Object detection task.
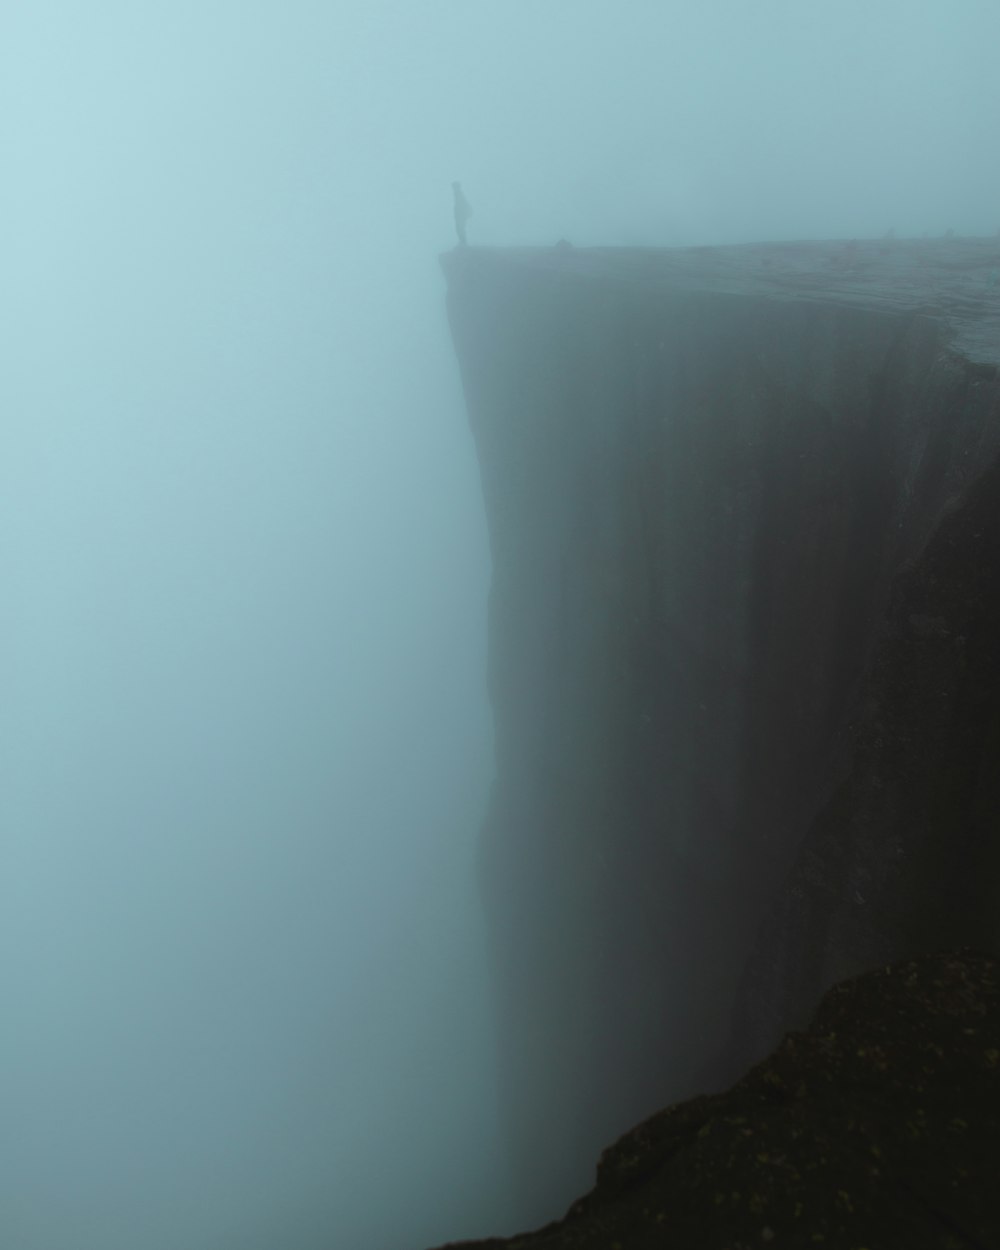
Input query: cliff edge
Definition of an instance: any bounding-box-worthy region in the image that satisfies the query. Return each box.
[440,238,1000,1226]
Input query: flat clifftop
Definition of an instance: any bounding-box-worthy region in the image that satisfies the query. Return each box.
[442,236,1000,366]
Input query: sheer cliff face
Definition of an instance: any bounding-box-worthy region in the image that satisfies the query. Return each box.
[443,242,1000,1218]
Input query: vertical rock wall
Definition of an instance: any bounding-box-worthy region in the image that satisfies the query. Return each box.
[443,245,1000,1222]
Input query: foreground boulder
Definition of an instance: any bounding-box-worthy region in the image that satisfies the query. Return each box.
[430,949,999,1249]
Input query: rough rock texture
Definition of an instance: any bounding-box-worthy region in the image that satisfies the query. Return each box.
[441,238,1000,1223]
[431,949,1000,1250]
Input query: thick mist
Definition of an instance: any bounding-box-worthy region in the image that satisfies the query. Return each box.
[3,4,998,1249]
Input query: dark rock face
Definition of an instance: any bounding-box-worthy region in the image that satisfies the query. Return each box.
[727,436,1000,1080]
[431,950,1000,1250]
[441,239,1000,1224]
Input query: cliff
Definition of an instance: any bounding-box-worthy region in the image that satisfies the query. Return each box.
[440,238,1000,1229]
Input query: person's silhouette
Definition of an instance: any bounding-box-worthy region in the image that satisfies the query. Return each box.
[452,182,472,246]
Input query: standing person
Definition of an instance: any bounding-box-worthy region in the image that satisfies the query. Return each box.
[452,181,472,246]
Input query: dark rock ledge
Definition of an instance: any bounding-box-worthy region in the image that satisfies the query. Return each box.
[430,949,999,1250]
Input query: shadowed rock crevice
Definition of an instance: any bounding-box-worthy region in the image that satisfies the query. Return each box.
[730,418,1000,1073]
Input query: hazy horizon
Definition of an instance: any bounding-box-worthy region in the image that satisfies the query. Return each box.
[4,2,999,1248]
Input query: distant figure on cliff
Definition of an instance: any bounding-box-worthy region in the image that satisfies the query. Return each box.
[452,181,472,246]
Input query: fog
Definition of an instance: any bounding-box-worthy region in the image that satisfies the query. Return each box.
[3,3,998,1248]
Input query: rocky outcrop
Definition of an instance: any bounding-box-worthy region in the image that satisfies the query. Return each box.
[441,239,1000,1225]
[431,949,1000,1250]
